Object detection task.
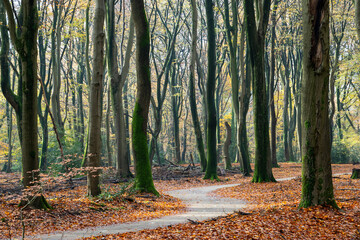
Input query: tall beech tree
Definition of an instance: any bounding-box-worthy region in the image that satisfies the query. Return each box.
[106,0,134,178]
[189,0,207,171]
[131,0,158,195]
[203,0,218,180]
[3,0,50,209]
[243,0,275,182]
[299,0,336,208]
[87,0,106,197]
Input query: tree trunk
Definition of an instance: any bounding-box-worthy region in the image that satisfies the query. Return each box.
[356,0,360,40]
[87,0,106,197]
[243,0,275,182]
[299,0,336,208]
[269,0,279,167]
[51,0,65,142]
[131,0,158,195]
[171,60,181,164]
[224,0,238,168]
[189,0,207,172]
[203,0,218,180]
[224,122,232,170]
[351,169,360,179]
[106,0,133,178]
[4,0,50,209]
[281,64,290,162]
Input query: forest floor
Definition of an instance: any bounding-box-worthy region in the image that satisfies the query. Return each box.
[0,163,359,239]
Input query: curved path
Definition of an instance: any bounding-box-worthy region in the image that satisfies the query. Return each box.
[34,184,246,240]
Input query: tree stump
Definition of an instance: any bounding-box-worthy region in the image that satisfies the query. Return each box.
[351,168,360,179]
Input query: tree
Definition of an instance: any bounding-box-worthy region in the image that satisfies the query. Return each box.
[299,0,336,208]
[356,0,360,40]
[243,0,275,182]
[3,0,50,209]
[203,0,218,180]
[106,0,134,178]
[269,0,279,167]
[130,0,158,195]
[87,0,106,197]
[189,0,207,171]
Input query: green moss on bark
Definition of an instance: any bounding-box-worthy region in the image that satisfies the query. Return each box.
[132,103,159,196]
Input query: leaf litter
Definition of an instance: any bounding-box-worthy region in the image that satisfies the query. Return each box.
[0,163,359,239]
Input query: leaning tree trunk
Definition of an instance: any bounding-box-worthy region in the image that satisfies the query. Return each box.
[203,0,218,180]
[189,0,207,172]
[130,0,158,195]
[87,0,106,197]
[299,0,336,208]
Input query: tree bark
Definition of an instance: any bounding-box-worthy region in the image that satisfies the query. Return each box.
[189,0,207,171]
[224,122,232,170]
[204,0,218,180]
[3,0,50,209]
[106,0,134,178]
[243,0,275,182]
[87,0,106,197]
[269,0,279,167]
[131,0,158,195]
[299,0,336,208]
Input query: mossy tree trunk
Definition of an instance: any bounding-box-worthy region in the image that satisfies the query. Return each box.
[130,0,158,195]
[203,0,218,180]
[87,0,106,197]
[189,0,207,172]
[299,0,336,208]
[243,0,275,182]
[3,0,50,209]
[351,169,360,179]
[106,0,134,178]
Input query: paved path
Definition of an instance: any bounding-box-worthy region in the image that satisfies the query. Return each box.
[34,184,246,240]
[31,173,350,240]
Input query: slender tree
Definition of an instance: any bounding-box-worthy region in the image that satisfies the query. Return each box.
[299,0,336,208]
[131,0,158,195]
[243,0,275,182]
[189,0,207,171]
[106,0,134,178]
[87,0,106,197]
[204,0,218,180]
